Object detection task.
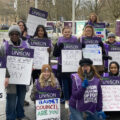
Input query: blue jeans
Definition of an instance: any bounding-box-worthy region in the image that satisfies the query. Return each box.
[6,85,26,120]
[69,106,84,120]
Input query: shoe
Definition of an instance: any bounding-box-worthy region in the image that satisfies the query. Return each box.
[24,100,29,106]
[21,116,30,120]
[65,101,69,109]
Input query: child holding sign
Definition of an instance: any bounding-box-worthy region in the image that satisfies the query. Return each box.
[69,58,106,120]
[30,64,60,101]
[53,26,78,108]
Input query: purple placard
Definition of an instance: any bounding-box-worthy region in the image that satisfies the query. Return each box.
[63,42,81,50]
[29,7,48,19]
[82,36,101,44]
[36,91,60,100]
[7,46,34,58]
[93,23,105,28]
[0,57,6,68]
[102,76,120,85]
[108,44,120,51]
[28,38,50,47]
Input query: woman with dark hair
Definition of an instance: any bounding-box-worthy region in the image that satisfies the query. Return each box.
[17,21,30,41]
[33,25,48,38]
[109,61,119,76]
[32,25,52,84]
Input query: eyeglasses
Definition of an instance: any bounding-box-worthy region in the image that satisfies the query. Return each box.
[10,32,19,36]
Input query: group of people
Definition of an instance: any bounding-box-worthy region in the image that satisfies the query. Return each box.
[1,12,120,120]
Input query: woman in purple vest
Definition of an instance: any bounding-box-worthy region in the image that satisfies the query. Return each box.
[69,58,106,120]
[30,64,60,101]
[53,26,78,108]
[104,33,120,72]
[31,25,52,84]
[0,25,29,120]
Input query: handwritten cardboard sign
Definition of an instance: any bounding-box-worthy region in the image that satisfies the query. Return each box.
[26,7,48,36]
[0,57,6,101]
[7,47,34,85]
[36,98,60,120]
[101,77,120,111]
[28,38,50,69]
[62,43,82,72]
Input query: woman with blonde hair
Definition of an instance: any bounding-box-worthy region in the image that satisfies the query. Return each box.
[30,64,60,101]
[69,58,106,120]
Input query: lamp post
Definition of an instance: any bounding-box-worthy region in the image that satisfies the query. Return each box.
[72,0,75,34]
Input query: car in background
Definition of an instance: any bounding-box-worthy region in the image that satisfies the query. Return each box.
[0,24,9,30]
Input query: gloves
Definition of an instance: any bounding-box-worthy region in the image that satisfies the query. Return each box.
[82,79,88,88]
[97,111,106,119]
[103,55,112,60]
[98,41,104,48]
[47,47,51,54]
[59,43,64,50]
[82,42,86,48]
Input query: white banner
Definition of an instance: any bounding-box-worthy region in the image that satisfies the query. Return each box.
[62,50,82,72]
[83,45,102,65]
[0,69,6,101]
[36,98,60,120]
[31,46,49,69]
[7,56,33,85]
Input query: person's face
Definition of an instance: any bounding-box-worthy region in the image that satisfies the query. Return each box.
[9,32,20,43]
[62,28,71,39]
[18,22,25,32]
[85,27,93,37]
[38,28,44,38]
[110,63,118,75]
[108,37,115,44]
[82,65,91,73]
[43,70,51,80]
[90,15,96,22]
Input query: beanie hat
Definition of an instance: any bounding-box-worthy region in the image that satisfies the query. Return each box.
[8,25,21,36]
[79,58,93,66]
[107,33,115,38]
[41,64,52,73]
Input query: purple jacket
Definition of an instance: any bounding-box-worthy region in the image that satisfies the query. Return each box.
[104,41,120,68]
[69,73,103,113]
[57,36,78,64]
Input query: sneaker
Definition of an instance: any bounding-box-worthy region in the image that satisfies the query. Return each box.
[65,101,69,109]
[17,116,30,120]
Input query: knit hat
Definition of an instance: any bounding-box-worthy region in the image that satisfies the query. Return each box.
[8,25,21,36]
[79,58,93,66]
[107,33,115,38]
[41,64,52,73]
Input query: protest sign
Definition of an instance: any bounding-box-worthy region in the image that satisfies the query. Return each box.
[26,7,48,36]
[101,76,120,111]
[108,45,120,69]
[28,38,50,69]
[93,23,106,41]
[0,57,6,101]
[62,43,82,72]
[36,98,60,120]
[82,37,103,65]
[7,47,34,85]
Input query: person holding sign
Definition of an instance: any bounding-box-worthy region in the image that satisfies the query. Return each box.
[69,58,106,120]
[30,64,60,101]
[104,33,120,72]
[82,25,111,75]
[0,25,30,120]
[31,25,52,84]
[53,26,78,108]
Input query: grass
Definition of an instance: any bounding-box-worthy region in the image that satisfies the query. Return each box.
[0,30,8,32]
